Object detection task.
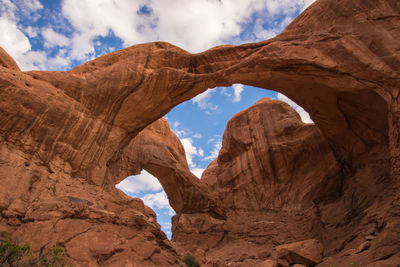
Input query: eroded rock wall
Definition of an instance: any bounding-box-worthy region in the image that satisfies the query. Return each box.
[0,0,399,266]
[0,114,188,266]
[202,98,341,211]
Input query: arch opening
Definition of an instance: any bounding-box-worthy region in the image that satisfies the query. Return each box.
[115,84,319,239]
[165,85,313,180]
[116,170,175,239]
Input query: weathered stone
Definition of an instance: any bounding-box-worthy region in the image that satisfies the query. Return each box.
[202,98,341,211]
[276,239,323,266]
[261,259,277,267]
[0,0,400,266]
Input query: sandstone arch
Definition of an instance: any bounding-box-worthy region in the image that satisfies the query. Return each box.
[117,118,225,218]
[1,0,399,265]
[20,0,396,185]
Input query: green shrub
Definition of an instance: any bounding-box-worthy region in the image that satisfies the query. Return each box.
[184,253,200,267]
[0,231,72,266]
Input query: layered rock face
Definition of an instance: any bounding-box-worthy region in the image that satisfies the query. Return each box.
[172,97,394,266]
[202,98,341,211]
[0,115,187,266]
[0,0,400,266]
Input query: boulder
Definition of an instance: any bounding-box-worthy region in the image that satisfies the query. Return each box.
[276,239,323,266]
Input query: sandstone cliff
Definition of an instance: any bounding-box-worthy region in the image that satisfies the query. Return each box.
[202,98,341,211]
[0,0,399,266]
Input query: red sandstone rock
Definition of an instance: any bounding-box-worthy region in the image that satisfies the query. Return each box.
[202,98,341,211]
[121,119,224,217]
[0,47,20,71]
[0,0,399,266]
[260,259,277,267]
[276,239,323,266]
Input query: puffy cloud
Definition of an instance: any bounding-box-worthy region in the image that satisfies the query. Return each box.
[115,170,175,216]
[59,0,316,61]
[232,84,244,102]
[147,0,249,52]
[142,191,175,216]
[0,17,31,59]
[61,0,147,61]
[42,27,70,48]
[1,0,316,70]
[276,93,313,123]
[0,0,17,22]
[13,0,43,13]
[191,167,205,179]
[115,170,162,194]
[167,119,205,178]
[192,88,218,111]
[253,18,279,40]
[0,0,70,71]
[25,26,39,38]
[204,139,222,161]
[180,138,203,169]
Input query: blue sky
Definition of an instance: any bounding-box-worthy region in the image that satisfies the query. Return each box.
[0,0,314,238]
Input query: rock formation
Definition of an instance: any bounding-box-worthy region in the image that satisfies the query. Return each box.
[0,115,187,265]
[0,0,399,266]
[202,98,341,211]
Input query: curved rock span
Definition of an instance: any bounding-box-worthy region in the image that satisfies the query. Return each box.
[0,0,399,266]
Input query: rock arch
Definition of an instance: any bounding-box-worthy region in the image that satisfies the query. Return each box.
[0,0,399,265]
[117,118,225,218]
[22,0,396,186]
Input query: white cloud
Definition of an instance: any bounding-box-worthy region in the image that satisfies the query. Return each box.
[115,170,175,216]
[198,148,204,157]
[58,0,315,61]
[180,138,203,169]
[1,0,316,70]
[0,0,71,71]
[253,18,279,40]
[173,121,180,128]
[42,28,70,48]
[232,84,244,102]
[0,17,31,60]
[0,0,17,20]
[61,0,148,61]
[13,0,43,13]
[147,0,248,52]
[116,170,162,194]
[142,191,175,216]
[191,88,218,111]
[193,133,202,139]
[191,167,205,179]
[167,118,205,178]
[204,139,222,161]
[220,87,232,97]
[276,93,313,123]
[25,26,39,38]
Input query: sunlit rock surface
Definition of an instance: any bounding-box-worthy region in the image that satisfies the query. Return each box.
[1,0,399,265]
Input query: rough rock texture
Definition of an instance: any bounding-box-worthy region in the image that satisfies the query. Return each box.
[120,119,224,217]
[202,98,341,211]
[0,0,400,266]
[0,117,186,266]
[276,239,323,266]
[171,98,340,265]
